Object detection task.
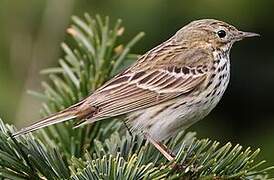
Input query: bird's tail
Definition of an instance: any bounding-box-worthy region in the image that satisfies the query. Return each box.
[12,101,94,137]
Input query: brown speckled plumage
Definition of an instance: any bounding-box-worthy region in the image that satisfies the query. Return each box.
[13,19,259,161]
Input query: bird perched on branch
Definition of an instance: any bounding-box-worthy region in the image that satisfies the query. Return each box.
[13,19,259,161]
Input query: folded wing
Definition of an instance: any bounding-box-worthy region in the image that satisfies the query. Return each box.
[83,66,207,120]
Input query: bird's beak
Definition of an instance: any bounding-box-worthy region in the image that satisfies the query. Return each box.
[234,31,260,41]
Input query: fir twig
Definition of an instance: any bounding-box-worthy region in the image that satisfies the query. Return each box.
[0,14,273,179]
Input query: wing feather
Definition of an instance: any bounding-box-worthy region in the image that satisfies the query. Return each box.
[81,42,212,121]
[86,68,207,119]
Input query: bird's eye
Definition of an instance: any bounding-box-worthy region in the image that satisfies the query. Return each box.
[217,30,226,38]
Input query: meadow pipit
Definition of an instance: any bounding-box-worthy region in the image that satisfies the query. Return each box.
[13,19,259,161]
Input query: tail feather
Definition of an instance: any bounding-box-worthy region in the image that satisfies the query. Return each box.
[12,109,77,137]
[12,99,98,137]
[73,117,99,129]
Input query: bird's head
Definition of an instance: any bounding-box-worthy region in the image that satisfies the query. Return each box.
[175,19,259,51]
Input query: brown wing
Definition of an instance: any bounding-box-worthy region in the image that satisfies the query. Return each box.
[81,41,212,121]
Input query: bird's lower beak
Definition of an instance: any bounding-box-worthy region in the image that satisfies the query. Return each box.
[235,31,260,41]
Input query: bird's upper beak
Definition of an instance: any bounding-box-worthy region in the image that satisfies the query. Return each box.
[234,31,260,41]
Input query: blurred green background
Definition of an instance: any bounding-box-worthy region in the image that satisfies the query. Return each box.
[0,0,273,170]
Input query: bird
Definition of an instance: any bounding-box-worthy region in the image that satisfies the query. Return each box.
[12,19,259,161]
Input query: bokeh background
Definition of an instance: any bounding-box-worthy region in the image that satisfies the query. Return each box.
[0,0,273,172]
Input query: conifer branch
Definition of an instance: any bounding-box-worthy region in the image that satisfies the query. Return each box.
[0,14,273,179]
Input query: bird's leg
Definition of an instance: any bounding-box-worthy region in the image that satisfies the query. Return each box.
[123,121,133,136]
[144,132,175,161]
[159,143,176,157]
[144,133,188,171]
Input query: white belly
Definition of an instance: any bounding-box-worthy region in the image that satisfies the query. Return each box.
[128,56,230,141]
